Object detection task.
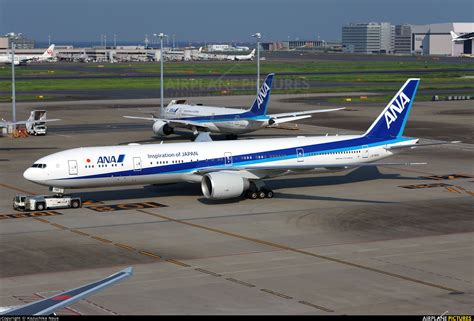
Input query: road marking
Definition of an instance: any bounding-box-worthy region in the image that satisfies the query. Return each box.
[260,289,293,300]
[91,236,113,243]
[137,209,463,294]
[139,251,161,259]
[166,259,191,267]
[114,243,135,251]
[445,187,461,193]
[225,278,255,288]
[70,229,90,236]
[50,222,67,229]
[86,201,166,212]
[299,300,334,312]
[1,211,62,220]
[194,268,222,277]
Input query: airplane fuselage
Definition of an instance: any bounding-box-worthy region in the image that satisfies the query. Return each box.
[23,134,417,189]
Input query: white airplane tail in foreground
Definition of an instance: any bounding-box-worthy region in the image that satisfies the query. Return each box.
[24,78,459,201]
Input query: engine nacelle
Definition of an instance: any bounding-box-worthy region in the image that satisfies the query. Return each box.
[152,120,174,136]
[201,172,249,200]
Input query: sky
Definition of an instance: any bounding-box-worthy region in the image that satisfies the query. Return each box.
[0,0,473,44]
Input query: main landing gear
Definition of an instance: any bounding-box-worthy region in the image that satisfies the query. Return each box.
[244,181,274,200]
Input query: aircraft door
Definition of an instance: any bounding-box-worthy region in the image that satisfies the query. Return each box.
[362,145,369,158]
[133,157,142,171]
[224,152,232,166]
[68,160,78,175]
[296,148,304,162]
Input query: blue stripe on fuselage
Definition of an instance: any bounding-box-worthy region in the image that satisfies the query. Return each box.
[56,136,412,181]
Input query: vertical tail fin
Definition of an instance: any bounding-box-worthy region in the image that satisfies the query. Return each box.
[364,78,420,139]
[450,31,459,40]
[248,73,274,116]
[42,44,55,58]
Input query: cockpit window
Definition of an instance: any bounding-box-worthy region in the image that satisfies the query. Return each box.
[32,163,47,168]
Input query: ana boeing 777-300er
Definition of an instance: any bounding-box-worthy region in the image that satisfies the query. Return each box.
[124,73,344,138]
[0,44,56,65]
[0,267,132,315]
[23,78,458,201]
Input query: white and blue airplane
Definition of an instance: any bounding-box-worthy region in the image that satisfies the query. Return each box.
[0,267,132,315]
[24,79,453,201]
[124,73,344,138]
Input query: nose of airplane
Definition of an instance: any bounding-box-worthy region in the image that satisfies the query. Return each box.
[23,168,35,181]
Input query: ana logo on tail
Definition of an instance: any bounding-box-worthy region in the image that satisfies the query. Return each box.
[256,82,270,109]
[384,92,410,129]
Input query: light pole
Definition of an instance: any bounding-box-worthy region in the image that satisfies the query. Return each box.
[104,35,107,62]
[158,33,167,117]
[11,42,16,126]
[48,35,51,46]
[252,33,261,95]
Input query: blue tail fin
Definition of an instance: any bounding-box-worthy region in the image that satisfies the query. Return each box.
[249,73,274,116]
[364,78,420,139]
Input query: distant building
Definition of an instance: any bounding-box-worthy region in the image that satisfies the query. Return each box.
[261,40,341,51]
[342,22,394,54]
[394,24,412,54]
[411,22,473,56]
[1,33,35,49]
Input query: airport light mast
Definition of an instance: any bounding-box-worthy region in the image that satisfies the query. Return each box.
[158,33,167,117]
[252,32,262,95]
[11,42,16,126]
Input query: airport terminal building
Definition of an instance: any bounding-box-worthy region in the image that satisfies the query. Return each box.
[342,22,473,56]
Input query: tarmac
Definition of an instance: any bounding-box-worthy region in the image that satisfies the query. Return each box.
[0,94,473,315]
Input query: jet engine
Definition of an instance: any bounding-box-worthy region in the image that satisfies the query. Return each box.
[201,172,249,200]
[152,120,174,136]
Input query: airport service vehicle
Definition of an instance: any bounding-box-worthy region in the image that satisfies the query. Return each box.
[13,194,81,211]
[27,123,47,136]
[1,109,59,134]
[23,79,458,201]
[0,267,132,315]
[0,44,55,65]
[124,73,344,138]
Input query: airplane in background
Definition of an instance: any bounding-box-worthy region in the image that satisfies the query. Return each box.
[227,49,256,61]
[124,73,344,138]
[23,78,459,201]
[0,267,132,315]
[450,31,474,41]
[0,44,56,66]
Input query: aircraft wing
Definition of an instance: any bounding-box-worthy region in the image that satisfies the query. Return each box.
[385,141,461,150]
[124,116,212,131]
[268,107,345,119]
[263,107,345,125]
[195,162,426,179]
[2,267,133,316]
[123,115,156,121]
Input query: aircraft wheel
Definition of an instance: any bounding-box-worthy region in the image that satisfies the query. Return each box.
[265,190,274,198]
[247,191,258,199]
[258,191,266,199]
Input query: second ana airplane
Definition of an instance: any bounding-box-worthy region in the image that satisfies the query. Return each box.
[124,73,344,138]
[24,78,455,201]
